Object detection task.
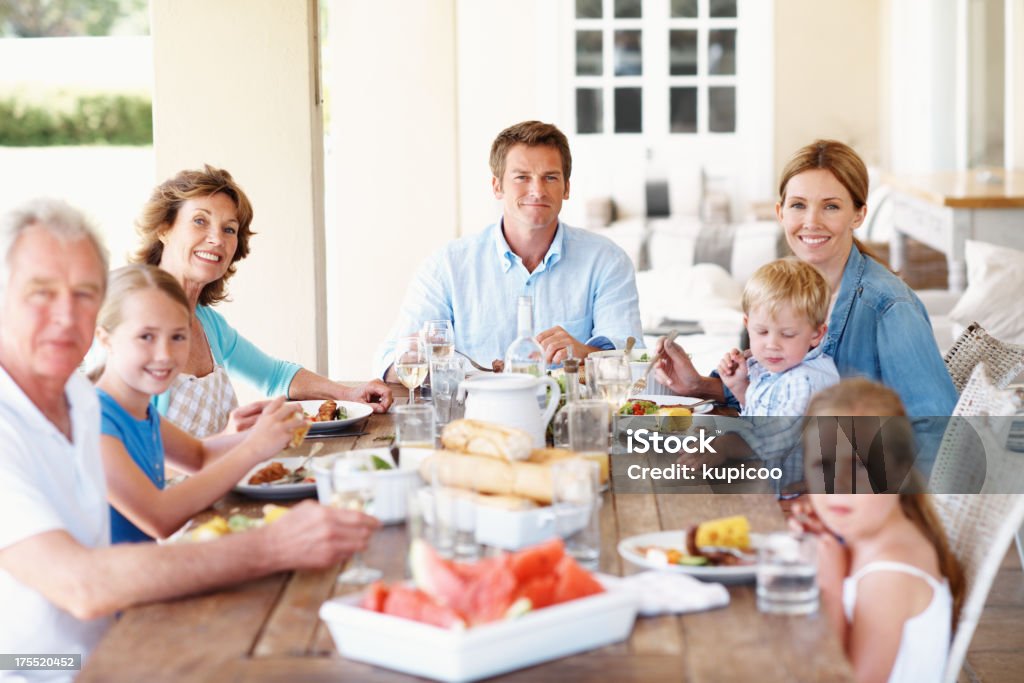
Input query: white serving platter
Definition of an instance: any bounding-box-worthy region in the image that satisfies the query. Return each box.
[319,575,637,683]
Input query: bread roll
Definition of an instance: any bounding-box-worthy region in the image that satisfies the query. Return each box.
[440,419,533,462]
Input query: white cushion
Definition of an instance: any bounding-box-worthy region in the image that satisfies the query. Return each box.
[949,241,1024,344]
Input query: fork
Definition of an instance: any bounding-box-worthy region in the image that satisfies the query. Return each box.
[286,442,324,483]
[629,329,679,396]
[454,349,494,372]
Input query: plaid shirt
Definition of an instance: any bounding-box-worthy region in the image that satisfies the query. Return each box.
[734,346,840,490]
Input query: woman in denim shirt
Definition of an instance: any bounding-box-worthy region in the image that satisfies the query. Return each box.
[655,140,957,421]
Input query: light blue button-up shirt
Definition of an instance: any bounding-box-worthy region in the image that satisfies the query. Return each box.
[373,220,644,377]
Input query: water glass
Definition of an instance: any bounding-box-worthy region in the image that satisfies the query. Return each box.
[756,532,818,615]
[393,404,435,470]
[552,458,601,567]
[426,457,458,558]
[330,453,382,584]
[569,399,611,488]
[430,356,465,434]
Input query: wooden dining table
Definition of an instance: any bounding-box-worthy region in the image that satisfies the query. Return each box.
[78,406,854,683]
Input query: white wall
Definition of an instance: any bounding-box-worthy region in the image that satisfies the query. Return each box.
[151,0,324,400]
[455,0,558,233]
[885,0,958,171]
[326,0,458,379]
[774,0,884,174]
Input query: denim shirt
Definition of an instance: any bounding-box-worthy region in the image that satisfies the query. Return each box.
[823,245,957,417]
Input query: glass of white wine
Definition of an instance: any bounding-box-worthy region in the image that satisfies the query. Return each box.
[394,335,428,404]
[592,353,631,410]
[331,452,382,584]
[421,319,454,361]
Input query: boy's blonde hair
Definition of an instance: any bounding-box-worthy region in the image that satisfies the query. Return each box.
[742,257,830,327]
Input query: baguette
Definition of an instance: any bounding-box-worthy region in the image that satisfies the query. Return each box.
[474,493,538,511]
[421,451,563,504]
[440,419,533,462]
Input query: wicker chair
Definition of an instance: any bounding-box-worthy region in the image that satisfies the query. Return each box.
[933,494,1024,683]
[943,322,1024,393]
[929,364,1023,494]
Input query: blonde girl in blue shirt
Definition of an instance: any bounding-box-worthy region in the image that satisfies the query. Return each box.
[94,265,306,542]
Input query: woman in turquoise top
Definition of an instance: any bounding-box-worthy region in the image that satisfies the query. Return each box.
[132,166,392,437]
[655,141,957,472]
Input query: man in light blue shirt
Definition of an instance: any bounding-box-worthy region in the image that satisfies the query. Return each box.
[374,121,643,378]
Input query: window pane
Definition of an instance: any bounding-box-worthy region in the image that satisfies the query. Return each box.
[615,0,642,18]
[614,87,642,133]
[576,0,602,19]
[577,88,604,134]
[709,86,736,132]
[670,0,698,18]
[670,87,698,133]
[669,30,698,75]
[614,30,642,76]
[576,31,603,76]
[710,0,738,18]
[708,29,737,75]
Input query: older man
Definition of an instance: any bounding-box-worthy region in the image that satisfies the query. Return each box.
[374,120,643,377]
[0,199,377,678]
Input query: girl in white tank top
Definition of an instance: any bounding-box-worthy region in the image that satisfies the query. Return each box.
[804,494,958,683]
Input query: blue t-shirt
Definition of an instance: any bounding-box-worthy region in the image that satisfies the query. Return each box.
[97,389,165,543]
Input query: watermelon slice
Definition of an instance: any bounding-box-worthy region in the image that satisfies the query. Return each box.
[360,581,389,612]
[517,574,558,610]
[382,585,465,629]
[552,555,605,604]
[509,538,565,583]
[409,539,469,609]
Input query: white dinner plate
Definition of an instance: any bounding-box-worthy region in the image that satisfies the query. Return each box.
[292,400,373,434]
[235,456,318,500]
[625,394,714,414]
[617,530,758,584]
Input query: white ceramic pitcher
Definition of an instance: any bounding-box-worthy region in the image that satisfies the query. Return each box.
[457,373,561,449]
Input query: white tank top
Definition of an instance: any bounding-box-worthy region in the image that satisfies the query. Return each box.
[843,560,952,683]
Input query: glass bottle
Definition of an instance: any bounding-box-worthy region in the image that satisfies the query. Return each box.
[504,295,544,376]
[551,358,580,448]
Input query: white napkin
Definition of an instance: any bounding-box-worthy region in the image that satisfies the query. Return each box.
[615,571,730,616]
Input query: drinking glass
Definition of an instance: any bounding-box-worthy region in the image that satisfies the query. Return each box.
[430,356,465,434]
[552,458,601,567]
[568,399,611,489]
[592,353,631,410]
[394,335,428,404]
[421,319,455,361]
[331,452,382,584]
[756,532,818,615]
[393,403,435,470]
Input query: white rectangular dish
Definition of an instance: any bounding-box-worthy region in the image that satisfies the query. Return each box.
[318,576,637,683]
[473,504,557,550]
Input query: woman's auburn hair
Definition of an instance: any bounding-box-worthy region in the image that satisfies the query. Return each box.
[131,164,255,307]
[778,139,887,266]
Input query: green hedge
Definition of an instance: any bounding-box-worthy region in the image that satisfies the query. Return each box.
[0,92,152,146]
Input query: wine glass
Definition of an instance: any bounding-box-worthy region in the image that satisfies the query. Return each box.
[592,353,631,411]
[394,335,428,404]
[421,319,455,361]
[331,452,382,584]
